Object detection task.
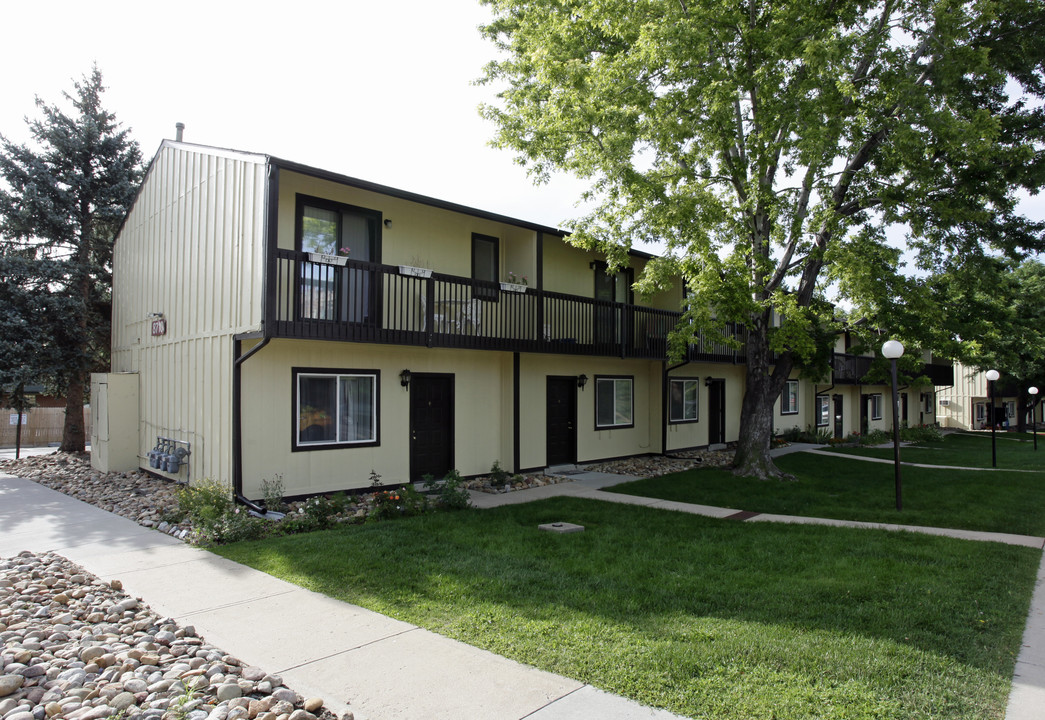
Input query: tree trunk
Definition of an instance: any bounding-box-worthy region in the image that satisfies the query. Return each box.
[60,375,86,453]
[732,326,795,480]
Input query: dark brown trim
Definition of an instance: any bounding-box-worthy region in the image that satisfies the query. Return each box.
[233,337,271,497]
[471,232,500,301]
[513,352,521,472]
[295,193,383,260]
[291,367,381,452]
[262,163,280,337]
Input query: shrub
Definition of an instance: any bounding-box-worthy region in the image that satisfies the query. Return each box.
[260,475,286,513]
[489,460,511,487]
[426,469,471,511]
[175,479,233,527]
[196,506,270,544]
[901,423,944,443]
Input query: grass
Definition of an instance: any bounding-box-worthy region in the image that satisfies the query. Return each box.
[824,431,1045,471]
[607,443,1045,536]
[215,498,1040,719]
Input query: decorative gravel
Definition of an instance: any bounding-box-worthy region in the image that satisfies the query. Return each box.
[0,551,351,720]
[584,449,735,477]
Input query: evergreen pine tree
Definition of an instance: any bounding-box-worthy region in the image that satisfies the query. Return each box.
[0,66,142,452]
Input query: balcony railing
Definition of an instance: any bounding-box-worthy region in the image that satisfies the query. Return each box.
[268,250,745,362]
[832,353,956,386]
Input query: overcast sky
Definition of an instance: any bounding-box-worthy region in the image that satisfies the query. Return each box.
[1,0,1041,259]
[1,0,591,232]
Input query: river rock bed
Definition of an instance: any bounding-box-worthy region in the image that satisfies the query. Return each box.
[584,449,736,477]
[0,551,351,720]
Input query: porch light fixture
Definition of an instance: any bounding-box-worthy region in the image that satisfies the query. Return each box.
[881,339,904,511]
[705,376,713,387]
[986,369,1000,467]
[399,369,411,389]
[384,219,392,228]
[577,374,588,390]
[1029,386,1039,451]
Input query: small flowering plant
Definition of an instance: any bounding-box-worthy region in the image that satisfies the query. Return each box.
[339,246,351,257]
[506,271,528,286]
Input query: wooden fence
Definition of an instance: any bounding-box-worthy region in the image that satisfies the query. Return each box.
[0,407,92,448]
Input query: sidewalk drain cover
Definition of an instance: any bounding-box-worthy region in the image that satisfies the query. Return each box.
[539,522,585,534]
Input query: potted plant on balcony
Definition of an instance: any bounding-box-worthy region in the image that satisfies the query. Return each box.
[500,271,528,292]
[308,246,350,266]
[399,255,433,278]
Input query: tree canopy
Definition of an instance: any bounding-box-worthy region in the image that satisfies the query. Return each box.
[0,66,142,452]
[479,0,1045,477]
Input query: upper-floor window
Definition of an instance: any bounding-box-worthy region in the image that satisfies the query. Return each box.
[297,195,381,261]
[293,368,379,450]
[669,378,699,423]
[472,233,499,301]
[782,380,799,415]
[596,376,634,429]
[816,395,830,426]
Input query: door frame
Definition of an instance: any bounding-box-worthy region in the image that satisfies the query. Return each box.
[409,372,455,481]
[546,375,578,466]
[707,378,726,445]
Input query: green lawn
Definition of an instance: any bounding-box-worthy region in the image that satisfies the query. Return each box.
[823,431,1045,471]
[606,449,1045,536]
[215,498,1039,719]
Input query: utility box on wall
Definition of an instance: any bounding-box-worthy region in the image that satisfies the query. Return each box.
[90,373,140,473]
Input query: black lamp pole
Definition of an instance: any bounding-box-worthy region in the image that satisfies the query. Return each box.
[882,340,904,511]
[987,370,999,468]
[1029,387,1039,451]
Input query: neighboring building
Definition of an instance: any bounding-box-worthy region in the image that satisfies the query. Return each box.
[937,362,1031,430]
[94,139,954,501]
[772,331,950,440]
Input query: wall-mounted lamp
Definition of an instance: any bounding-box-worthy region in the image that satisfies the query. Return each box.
[384,219,392,228]
[400,369,411,389]
[705,376,713,387]
[577,374,588,390]
[147,312,164,318]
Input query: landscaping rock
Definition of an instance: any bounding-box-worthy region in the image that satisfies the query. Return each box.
[0,551,348,720]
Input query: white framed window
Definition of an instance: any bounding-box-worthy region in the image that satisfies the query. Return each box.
[669,378,699,423]
[1006,401,1016,419]
[782,380,799,415]
[975,403,987,422]
[870,393,883,421]
[294,368,379,450]
[596,376,633,429]
[816,395,830,427]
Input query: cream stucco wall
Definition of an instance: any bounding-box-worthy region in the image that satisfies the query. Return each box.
[239,339,516,498]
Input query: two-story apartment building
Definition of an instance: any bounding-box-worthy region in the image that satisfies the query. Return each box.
[93,140,952,501]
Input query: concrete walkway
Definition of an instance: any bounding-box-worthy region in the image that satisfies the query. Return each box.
[3,444,1044,719]
[0,471,683,720]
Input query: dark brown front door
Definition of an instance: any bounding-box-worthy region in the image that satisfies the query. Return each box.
[410,374,454,481]
[708,379,726,445]
[833,395,844,439]
[547,377,577,466]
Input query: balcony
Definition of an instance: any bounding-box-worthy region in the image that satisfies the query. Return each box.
[267,250,745,362]
[832,353,956,386]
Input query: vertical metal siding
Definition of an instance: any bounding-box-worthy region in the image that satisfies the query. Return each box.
[111,143,267,484]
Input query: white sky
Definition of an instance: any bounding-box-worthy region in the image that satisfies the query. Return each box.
[1,0,1041,260]
[0,0,591,232]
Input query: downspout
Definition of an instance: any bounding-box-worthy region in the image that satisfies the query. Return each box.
[232,337,270,510]
[231,160,280,511]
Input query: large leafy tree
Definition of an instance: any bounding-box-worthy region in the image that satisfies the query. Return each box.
[479,0,1045,478]
[0,67,142,452]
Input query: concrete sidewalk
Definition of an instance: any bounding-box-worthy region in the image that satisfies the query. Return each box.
[0,471,683,720]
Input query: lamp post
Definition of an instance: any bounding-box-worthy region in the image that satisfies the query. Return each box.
[986,369,1000,468]
[1029,386,1039,451]
[882,339,904,511]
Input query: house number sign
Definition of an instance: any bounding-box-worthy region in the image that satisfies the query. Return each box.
[151,319,167,336]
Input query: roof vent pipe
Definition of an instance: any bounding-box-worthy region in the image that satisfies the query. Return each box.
[175,122,185,142]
